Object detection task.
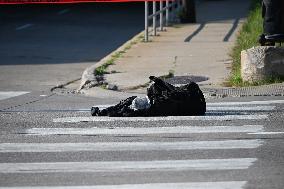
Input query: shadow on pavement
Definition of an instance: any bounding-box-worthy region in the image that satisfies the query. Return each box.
[0,3,144,65]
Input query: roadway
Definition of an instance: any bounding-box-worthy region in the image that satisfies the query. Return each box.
[0,3,144,91]
[0,93,283,188]
[0,2,284,189]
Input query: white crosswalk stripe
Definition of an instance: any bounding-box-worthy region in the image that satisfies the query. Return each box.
[206,105,275,111]
[0,140,263,152]
[248,131,284,135]
[207,99,284,106]
[0,91,29,101]
[75,105,275,112]
[24,125,263,135]
[53,114,268,123]
[0,181,247,189]
[0,158,257,173]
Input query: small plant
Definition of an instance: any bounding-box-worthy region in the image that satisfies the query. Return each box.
[245,76,284,86]
[228,0,271,86]
[94,58,116,75]
[94,34,144,76]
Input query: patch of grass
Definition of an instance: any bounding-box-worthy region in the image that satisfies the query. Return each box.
[229,0,263,86]
[229,0,284,86]
[94,34,143,76]
[242,76,284,86]
[94,60,114,75]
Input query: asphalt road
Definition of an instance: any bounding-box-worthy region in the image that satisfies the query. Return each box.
[0,3,144,91]
[0,2,284,189]
[0,92,284,189]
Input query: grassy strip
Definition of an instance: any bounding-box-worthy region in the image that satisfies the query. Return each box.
[228,0,263,86]
[94,51,123,76]
[94,35,144,76]
[229,0,284,86]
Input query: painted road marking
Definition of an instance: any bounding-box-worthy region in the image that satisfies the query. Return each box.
[0,91,29,101]
[207,99,284,106]
[84,105,276,113]
[0,158,257,173]
[207,105,275,111]
[53,114,268,123]
[17,105,274,113]
[0,140,262,153]
[248,131,284,135]
[0,181,247,189]
[16,24,33,31]
[1,105,275,113]
[57,9,70,15]
[25,125,264,135]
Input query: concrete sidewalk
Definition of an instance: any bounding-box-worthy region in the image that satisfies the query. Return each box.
[103,0,250,89]
[78,0,251,96]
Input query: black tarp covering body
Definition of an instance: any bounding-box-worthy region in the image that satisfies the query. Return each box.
[91,76,206,117]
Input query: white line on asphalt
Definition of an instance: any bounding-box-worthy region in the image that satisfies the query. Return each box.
[0,158,257,173]
[0,181,247,189]
[11,105,275,112]
[207,99,284,106]
[0,91,29,101]
[3,105,275,113]
[0,140,263,152]
[206,105,275,111]
[16,24,33,31]
[248,132,284,135]
[81,105,275,113]
[57,9,70,15]
[53,115,268,123]
[25,125,264,135]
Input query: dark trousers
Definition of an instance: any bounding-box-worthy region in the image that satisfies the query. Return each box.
[262,0,284,34]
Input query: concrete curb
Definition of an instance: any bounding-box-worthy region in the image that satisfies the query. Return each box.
[78,31,144,91]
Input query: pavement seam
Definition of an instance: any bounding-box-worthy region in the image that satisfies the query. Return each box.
[50,78,81,92]
[0,93,56,112]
